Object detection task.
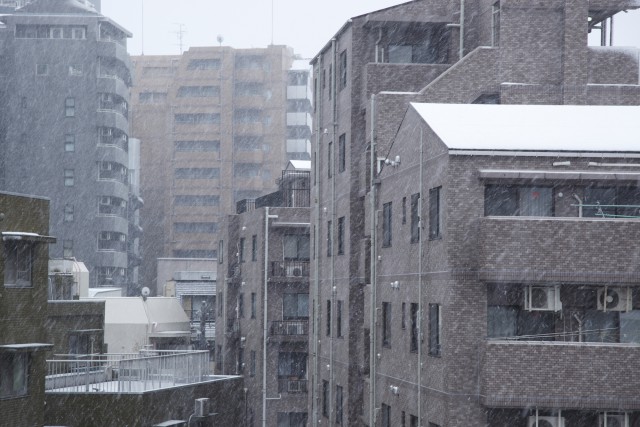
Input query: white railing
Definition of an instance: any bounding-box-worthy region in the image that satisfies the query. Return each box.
[46,350,210,394]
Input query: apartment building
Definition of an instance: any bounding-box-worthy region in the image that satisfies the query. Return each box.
[0,191,55,426]
[131,45,312,293]
[0,0,100,12]
[0,1,138,292]
[217,162,311,426]
[309,0,640,425]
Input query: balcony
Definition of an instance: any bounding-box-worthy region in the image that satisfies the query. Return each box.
[480,340,640,410]
[271,320,309,337]
[46,350,211,394]
[270,261,310,279]
[277,378,308,394]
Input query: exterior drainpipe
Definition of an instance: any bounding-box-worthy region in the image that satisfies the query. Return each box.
[262,207,278,427]
[418,128,425,427]
[446,0,465,60]
[368,94,378,427]
[329,36,338,427]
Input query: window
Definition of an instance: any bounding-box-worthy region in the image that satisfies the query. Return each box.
[381,404,391,427]
[174,195,219,206]
[64,169,74,186]
[177,85,219,98]
[218,240,224,264]
[337,217,345,255]
[234,163,262,178]
[336,300,343,337]
[252,235,257,261]
[250,350,256,377]
[338,133,346,173]
[383,202,392,247]
[429,303,441,357]
[583,185,640,218]
[235,55,266,70]
[97,232,126,252]
[174,113,220,124]
[234,108,263,123]
[484,184,553,217]
[65,97,75,117]
[63,239,73,258]
[64,204,74,222]
[234,136,265,152]
[64,134,75,152]
[187,58,220,70]
[322,380,329,417]
[336,385,343,425]
[382,302,391,348]
[36,63,48,76]
[492,1,501,47]
[328,65,332,99]
[339,50,347,90]
[402,411,406,427]
[284,234,310,260]
[402,197,407,224]
[68,64,83,76]
[139,91,167,104]
[251,293,256,319]
[283,293,309,319]
[173,249,216,258]
[235,82,264,97]
[327,220,332,257]
[411,415,419,427]
[411,303,419,352]
[174,140,220,152]
[173,222,217,233]
[175,168,219,179]
[326,300,331,336]
[277,352,307,379]
[4,241,33,287]
[401,302,406,330]
[237,347,244,374]
[237,293,244,318]
[239,237,245,262]
[410,193,421,243]
[429,187,441,239]
[0,352,28,398]
[328,141,333,178]
[277,412,307,427]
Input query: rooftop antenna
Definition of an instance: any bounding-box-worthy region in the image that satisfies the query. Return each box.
[217,34,224,47]
[173,23,187,54]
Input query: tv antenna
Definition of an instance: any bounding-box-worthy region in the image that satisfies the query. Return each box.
[173,23,187,54]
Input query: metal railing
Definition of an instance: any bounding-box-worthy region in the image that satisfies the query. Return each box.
[46,350,210,394]
[277,378,308,393]
[271,320,309,336]
[270,260,310,278]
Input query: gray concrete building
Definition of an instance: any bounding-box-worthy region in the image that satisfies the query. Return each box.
[309,0,640,426]
[217,161,311,426]
[0,0,136,291]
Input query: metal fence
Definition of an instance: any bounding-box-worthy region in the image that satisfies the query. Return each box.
[46,350,210,393]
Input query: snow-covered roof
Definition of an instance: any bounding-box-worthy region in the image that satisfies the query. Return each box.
[411,103,640,153]
[287,160,311,171]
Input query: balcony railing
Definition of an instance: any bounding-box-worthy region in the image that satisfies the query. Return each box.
[277,378,308,394]
[271,320,309,336]
[46,350,210,394]
[270,260,310,278]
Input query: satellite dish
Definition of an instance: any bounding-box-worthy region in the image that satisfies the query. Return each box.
[141,287,150,300]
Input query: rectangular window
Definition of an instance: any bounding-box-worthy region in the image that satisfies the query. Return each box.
[339,50,347,90]
[64,134,75,152]
[250,350,256,377]
[383,202,392,247]
[328,141,333,178]
[429,303,441,357]
[277,413,308,427]
[237,347,244,374]
[322,380,329,417]
[336,385,343,425]
[382,302,391,348]
[327,220,332,257]
[277,352,307,379]
[252,235,257,261]
[187,58,221,70]
[326,300,331,336]
[336,300,343,338]
[429,187,441,239]
[173,222,217,233]
[36,63,48,76]
[251,293,256,319]
[64,169,74,186]
[174,113,220,124]
[401,302,406,330]
[63,239,73,258]
[177,85,219,98]
[174,195,220,206]
[410,303,419,352]
[492,1,501,47]
[4,241,33,287]
[402,411,406,427]
[484,184,553,217]
[0,352,28,398]
[174,140,220,152]
[65,97,75,117]
[283,293,309,320]
[337,217,345,255]
[239,237,245,262]
[238,293,244,318]
[381,403,391,427]
[411,193,420,243]
[139,91,168,104]
[175,168,219,179]
[411,415,419,427]
[68,64,83,76]
[402,197,407,225]
[218,240,224,264]
[338,133,346,173]
[284,234,310,260]
[64,204,74,222]
[328,64,332,99]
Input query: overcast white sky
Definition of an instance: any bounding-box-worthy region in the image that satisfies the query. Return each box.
[101,0,640,59]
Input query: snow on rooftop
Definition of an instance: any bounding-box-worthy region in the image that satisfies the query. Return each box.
[288,160,311,170]
[410,103,640,153]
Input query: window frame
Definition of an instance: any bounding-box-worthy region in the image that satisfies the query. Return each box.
[383,202,392,247]
[337,216,345,255]
[429,303,441,357]
[382,301,392,348]
[65,97,75,117]
[0,352,29,398]
[3,240,34,288]
[411,193,420,243]
[338,133,346,173]
[429,187,441,240]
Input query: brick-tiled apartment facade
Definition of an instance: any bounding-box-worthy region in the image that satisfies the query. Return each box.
[309,0,640,426]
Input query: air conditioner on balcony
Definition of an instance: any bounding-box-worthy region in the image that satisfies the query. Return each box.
[288,380,301,392]
[527,416,565,427]
[599,413,628,427]
[524,285,561,311]
[194,397,210,418]
[597,287,631,312]
[286,265,303,277]
[287,323,303,335]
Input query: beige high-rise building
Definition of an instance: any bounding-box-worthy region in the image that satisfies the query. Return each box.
[131,45,312,292]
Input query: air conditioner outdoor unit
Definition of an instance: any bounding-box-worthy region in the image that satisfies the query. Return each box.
[286,265,303,277]
[525,285,561,311]
[597,287,631,312]
[288,380,301,392]
[287,323,303,335]
[599,413,628,427]
[527,416,565,427]
[194,397,210,418]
